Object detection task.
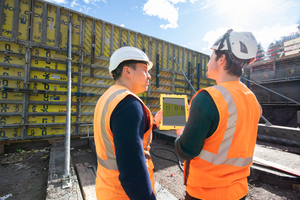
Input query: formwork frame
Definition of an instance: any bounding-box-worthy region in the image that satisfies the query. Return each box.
[0,0,213,141]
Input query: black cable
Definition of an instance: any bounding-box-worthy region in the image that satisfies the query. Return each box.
[150,147,183,172]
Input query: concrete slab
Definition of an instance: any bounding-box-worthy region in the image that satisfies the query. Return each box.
[46,140,83,200]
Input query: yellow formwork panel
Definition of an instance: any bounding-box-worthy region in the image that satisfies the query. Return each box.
[0,128,21,139]
[84,18,93,54]
[81,106,95,113]
[81,115,94,123]
[83,57,91,65]
[169,44,173,70]
[176,74,185,80]
[144,36,149,57]
[200,84,209,89]
[82,87,106,95]
[18,0,30,41]
[72,13,81,51]
[137,92,147,98]
[0,103,23,112]
[0,55,25,65]
[200,78,208,84]
[28,116,76,124]
[0,41,26,53]
[150,92,161,98]
[130,32,135,47]
[0,66,24,77]
[177,48,183,72]
[32,48,67,60]
[121,29,127,47]
[157,41,162,66]
[175,88,185,93]
[29,81,77,92]
[104,24,111,58]
[32,1,43,43]
[46,5,57,46]
[0,91,23,101]
[2,0,15,38]
[30,70,78,83]
[82,76,113,86]
[93,68,110,77]
[27,126,76,137]
[152,77,172,85]
[113,26,120,52]
[81,96,99,103]
[28,104,76,113]
[59,9,69,49]
[31,59,79,72]
[160,71,172,78]
[150,85,171,92]
[80,126,94,133]
[163,43,167,69]
[0,79,23,89]
[150,107,160,113]
[175,81,187,87]
[137,34,142,50]
[94,58,109,68]
[95,21,102,56]
[182,49,187,73]
[29,93,77,102]
[150,39,156,63]
[0,116,22,125]
[174,46,178,69]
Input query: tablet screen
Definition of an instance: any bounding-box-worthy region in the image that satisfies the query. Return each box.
[160,94,188,130]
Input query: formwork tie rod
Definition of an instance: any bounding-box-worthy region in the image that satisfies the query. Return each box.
[173,57,196,93]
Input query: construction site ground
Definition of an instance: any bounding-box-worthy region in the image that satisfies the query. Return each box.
[0,137,300,200]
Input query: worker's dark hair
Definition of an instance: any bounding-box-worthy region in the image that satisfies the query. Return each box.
[111,60,148,80]
[214,50,252,77]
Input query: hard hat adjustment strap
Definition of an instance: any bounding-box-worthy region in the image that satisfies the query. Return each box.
[218,29,233,51]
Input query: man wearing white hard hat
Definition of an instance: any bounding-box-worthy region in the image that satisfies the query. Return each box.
[94,46,161,200]
[175,30,262,200]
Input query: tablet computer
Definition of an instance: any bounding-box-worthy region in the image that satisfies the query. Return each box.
[159,94,188,130]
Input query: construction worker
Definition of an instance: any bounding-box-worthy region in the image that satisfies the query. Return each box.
[175,29,262,200]
[94,46,161,200]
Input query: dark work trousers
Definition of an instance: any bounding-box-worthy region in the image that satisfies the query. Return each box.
[185,191,246,200]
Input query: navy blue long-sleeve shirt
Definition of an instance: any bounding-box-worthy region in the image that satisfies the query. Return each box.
[175,90,219,160]
[110,95,156,200]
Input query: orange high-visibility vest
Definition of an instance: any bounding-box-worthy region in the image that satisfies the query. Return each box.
[185,81,261,200]
[94,85,155,200]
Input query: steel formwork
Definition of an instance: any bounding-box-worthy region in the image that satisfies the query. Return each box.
[0,0,214,141]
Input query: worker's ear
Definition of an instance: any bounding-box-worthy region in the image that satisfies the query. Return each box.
[219,54,226,66]
[123,66,131,78]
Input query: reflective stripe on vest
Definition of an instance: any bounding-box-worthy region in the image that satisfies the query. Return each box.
[97,89,128,170]
[96,88,153,170]
[197,85,253,167]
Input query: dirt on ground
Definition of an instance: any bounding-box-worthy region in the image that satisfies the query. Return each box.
[0,138,299,200]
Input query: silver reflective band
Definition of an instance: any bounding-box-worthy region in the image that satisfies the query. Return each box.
[97,154,118,170]
[97,89,128,169]
[198,85,253,167]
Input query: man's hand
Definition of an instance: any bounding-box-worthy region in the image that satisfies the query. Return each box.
[176,127,184,137]
[154,110,163,127]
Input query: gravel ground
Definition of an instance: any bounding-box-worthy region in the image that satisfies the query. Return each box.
[0,138,299,200]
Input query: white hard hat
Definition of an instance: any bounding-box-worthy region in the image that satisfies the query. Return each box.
[211,29,258,59]
[109,46,153,77]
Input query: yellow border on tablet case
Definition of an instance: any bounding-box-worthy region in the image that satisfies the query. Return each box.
[159,94,188,130]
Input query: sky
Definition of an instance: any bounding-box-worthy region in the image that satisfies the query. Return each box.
[45,0,300,56]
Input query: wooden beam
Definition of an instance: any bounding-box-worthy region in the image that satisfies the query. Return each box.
[76,163,96,200]
[253,157,300,177]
